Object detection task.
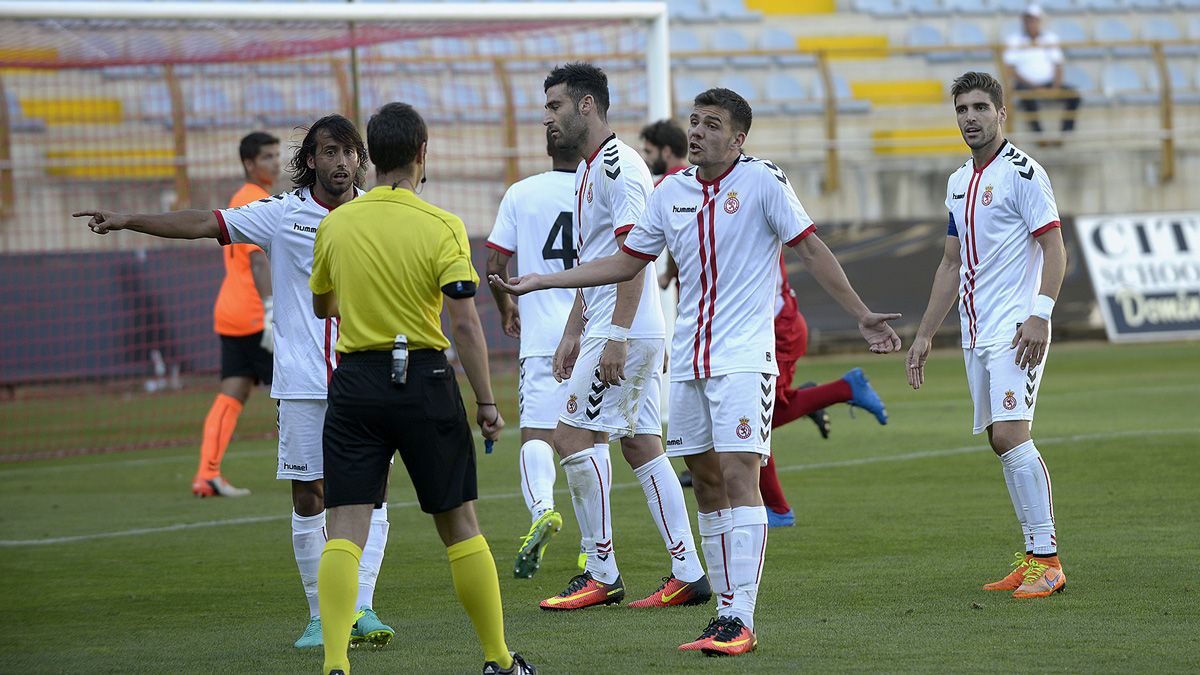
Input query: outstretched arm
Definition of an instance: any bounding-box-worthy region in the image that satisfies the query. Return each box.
[74,209,220,240]
[485,247,520,339]
[790,233,902,354]
[488,250,648,296]
[907,236,962,390]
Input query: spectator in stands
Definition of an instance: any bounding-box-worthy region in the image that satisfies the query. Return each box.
[638,118,689,182]
[1003,4,1081,143]
[192,131,280,498]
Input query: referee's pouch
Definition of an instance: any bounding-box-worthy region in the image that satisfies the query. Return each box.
[333,350,464,422]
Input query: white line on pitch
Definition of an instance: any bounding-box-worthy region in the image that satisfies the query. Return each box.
[2,427,1195,548]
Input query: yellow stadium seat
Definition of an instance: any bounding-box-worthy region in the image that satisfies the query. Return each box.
[850,80,944,105]
[872,128,964,155]
[47,149,176,180]
[746,0,835,14]
[796,36,889,60]
[20,98,123,124]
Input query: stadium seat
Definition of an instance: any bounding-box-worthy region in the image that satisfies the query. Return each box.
[1146,63,1200,104]
[671,29,724,69]
[666,0,712,23]
[1143,16,1197,55]
[708,0,763,22]
[1103,63,1157,104]
[713,27,770,68]
[293,85,339,118]
[854,0,907,17]
[910,0,952,16]
[764,72,824,115]
[245,82,306,127]
[189,84,249,128]
[512,34,559,73]
[716,72,770,112]
[1095,18,1150,58]
[812,74,871,114]
[1039,0,1083,12]
[5,95,46,133]
[758,27,816,66]
[673,74,709,111]
[946,21,991,61]
[906,23,947,61]
[1051,18,1104,59]
[1061,63,1104,105]
[441,83,494,123]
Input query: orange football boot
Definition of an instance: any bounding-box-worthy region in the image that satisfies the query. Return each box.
[1013,556,1066,599]
[697,617,757,656]
[628,574,712,608]
[983,552,1033,591]
[678,617,723,652]
[539,572,624,610]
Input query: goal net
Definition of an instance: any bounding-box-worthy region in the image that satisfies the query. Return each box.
[0,1,669,457]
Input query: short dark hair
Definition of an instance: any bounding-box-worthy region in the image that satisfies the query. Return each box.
[287,114,368,189]
[693,88,753,134]
[367,102,428,174]
[239,131,279,163]
[639,119,687,159]
[544,62,609,119]
[951,71,1005,111]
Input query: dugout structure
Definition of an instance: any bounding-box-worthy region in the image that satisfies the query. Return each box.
[0,1,671,456]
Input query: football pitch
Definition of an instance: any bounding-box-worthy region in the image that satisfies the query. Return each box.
[1,341,1197,673]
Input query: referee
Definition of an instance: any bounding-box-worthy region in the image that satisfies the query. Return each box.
[309,102,535,675]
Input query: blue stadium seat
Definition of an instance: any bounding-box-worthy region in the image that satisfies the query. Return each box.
[673,74,709,111]
[391,81,437,111]
[441,83,494,123]
[1095,18,1150,58]
[812,74,871,114]
[759,27,815,66]
[671,29,724,69]
[855,0,907,17]
[716,73,766,110]
[1051,18,1104,58]
[910,0,952,17]
[1039,0,1083,12]
[1062,63,1101,104]
[765,72,823,115]
[666,0,711,23]
[907,23,947,61]
[943,20,992,62]
[140,83,174,126]
[6,95,46,133]
[1143,16,1197,55]
[245,83,305,127]
[708,0,762,22]
[1084,0,1125,11]
[1146,63,1200,104]
[1103,63,1157,104]
[292,85,339,118]
[712,27,770,68]
[189,84,250,128]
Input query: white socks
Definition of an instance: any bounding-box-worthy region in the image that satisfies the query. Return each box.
[726,506,768,631]
[356,503,390,610]
[633,454,704,583]
[291,510,326,619]
[519,439,558,522]
[698,509,733,615]
[1000,440,1057,555]
[562,444,617,583]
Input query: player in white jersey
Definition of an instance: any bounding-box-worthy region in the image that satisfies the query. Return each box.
[907,72,1068,600]
[75,115,396,648]
[486,129,581,579]
[492,87,902,655]
[532,63,711,612]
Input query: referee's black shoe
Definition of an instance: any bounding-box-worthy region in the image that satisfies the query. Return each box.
[483,652,537,674]
[798,381,832,439]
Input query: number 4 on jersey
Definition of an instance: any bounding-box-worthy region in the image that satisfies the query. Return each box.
[542,211,577,269]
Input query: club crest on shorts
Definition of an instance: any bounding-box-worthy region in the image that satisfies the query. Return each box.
[723,190,740,214]
[735,416,752,440]
[566,394,578,414]
[586,182,593,204]
[981,184,993,207]
[1003,389,1017,411]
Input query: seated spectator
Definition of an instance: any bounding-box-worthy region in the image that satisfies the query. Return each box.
[1003,4,1081,142]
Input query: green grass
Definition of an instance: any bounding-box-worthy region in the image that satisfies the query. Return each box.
[1,341,1198,673]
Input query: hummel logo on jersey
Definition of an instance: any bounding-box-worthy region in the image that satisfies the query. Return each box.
[673,205,698,213]
[603,144,621,179]
[952,192,966,199]
[292,222,317,234]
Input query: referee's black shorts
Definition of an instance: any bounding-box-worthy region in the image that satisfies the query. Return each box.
[219,332,273,384]
[322,349,477,514]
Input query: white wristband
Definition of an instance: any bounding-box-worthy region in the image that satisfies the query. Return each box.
[607,325,629,343]
[1032,294,1055,321]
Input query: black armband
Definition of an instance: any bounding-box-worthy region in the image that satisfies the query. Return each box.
[442,280,477,299]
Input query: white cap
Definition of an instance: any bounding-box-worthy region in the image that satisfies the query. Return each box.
[1023,4,1044,16]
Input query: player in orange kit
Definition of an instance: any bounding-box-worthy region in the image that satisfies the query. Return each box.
[192,131,281,497]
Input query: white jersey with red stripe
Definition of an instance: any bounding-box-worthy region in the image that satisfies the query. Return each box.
[574,134,664,340]
[946,140,1060,349]
[486,169,578,359]
[623,155,816,382]
[214,186,362,399]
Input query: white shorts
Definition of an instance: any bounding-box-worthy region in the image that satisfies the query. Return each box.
[664,372,776,462]
[277,398,326,481]
[964,342,1049,435]
[519,356,570,430]
[558,336,663,439]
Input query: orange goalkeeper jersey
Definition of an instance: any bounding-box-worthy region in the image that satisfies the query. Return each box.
[213,183,269,336]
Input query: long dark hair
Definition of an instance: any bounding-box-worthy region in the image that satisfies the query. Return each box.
[287,114,368,189]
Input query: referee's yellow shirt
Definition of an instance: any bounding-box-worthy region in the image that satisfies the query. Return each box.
[309,186,479,353]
